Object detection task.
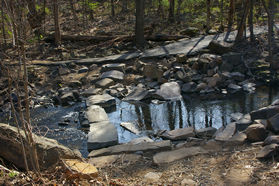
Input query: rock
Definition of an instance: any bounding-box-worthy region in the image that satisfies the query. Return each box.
[60,92,76,106]
[220,61,233,72]
[207,73,221,88]
[176,54,187,63]
[78,66,89,73]
[271,99,279,106]
[257,144,279,159]
[181,178,196,186]
[230,72,245,82]
[0,123,81,170]
[267,113,279,133]
[120,122,140,135]
[86,94,116,108]
[68,80,82,88]
[181,82,197,93]
[208,40,233,55]
[144,172,162,182]
[89,154,142,168]
[82,87,102,97]
[242,83,256,93]
[264,136,279,146]
[160,127,195,140]
[129,136,154,144]
[180,27,199,37]
[101,63,126,72]
[95,78,114,88]
[88,140,172,157]
[245,124,267,142]
[175,70,191,82]
[196,82,207,92]
[87,121,118,151]
[143,64,164,80]
[250,105,279,120]
[228,83,242,92]
[82,105,109,127]
[215,122,236,141]
[153,146,208,164]
[63,159,98,178]
[155,82,182,101]
[196,127,217,138]
[228,132,247,144]
[123,86,149,101]
[230,113,244,122]
[100,70,124,81]
[235,118,252,132]
[58,67,70,75]
[222,52,243,66]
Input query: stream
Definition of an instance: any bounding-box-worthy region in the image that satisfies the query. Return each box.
[1,86,279,157]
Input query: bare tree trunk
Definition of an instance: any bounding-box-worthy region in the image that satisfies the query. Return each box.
[248,0,254,42]
[111,0,115,18]
[235,0,249,42]
[176,0,182,23]
[169,0,175,22]
[1,0,6,47]
[53,0,61,46]
[220,0,224,30]
[157,0,164,18]
[206,0,211,32]
[121,0,128,13]
[135,0,145,48]
[228,0,235,30]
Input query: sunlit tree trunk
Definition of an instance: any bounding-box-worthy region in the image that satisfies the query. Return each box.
[220,0,224,30]
[53,0,61,46]
[235,0,249,42]
[135,0,145,48]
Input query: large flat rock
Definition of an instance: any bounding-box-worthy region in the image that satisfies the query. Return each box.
[86,94,116,108]
[250,105,279,121]
[153,146,208,164]
[100,70,124,81]
[160,127,195,140]
[87,121,118,151]
[123,86,149,101]
[88,140,172,157]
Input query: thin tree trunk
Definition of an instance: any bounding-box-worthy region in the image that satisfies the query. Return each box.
[121,0,128,13]
[235,0,249,42]
[220,0,224,29]
[206,0,211,31]
[69,0,79,23]
[176,0,182,23]
[111,0,115,18]
[135,0,145,48]
[169,0,175,22]
[228,0,235,30]
[249,0,254,42]
[1,0,6,47]
[53,0,61,46]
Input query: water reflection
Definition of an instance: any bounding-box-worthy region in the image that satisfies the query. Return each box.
[108,86,279,143]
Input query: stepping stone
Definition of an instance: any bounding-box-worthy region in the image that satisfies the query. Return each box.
[215,122,236,141]
[101,63,126,72]
[87,121,118,151]
[100,70,124,81]
[155,82,182,101]
[123,86,149,101]
[120,122,140,135]
[86,94,116,108]
[160,127,195,140]
[88,140,172,157]
[95,78,114,88]
[153,146,208,164]
[83,105,109,126]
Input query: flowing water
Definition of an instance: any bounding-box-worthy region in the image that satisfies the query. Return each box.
[1,86,279,157]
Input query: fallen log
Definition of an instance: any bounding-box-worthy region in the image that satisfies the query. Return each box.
[44,34,186,43]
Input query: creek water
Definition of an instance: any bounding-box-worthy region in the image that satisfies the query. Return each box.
[1,86,279,157]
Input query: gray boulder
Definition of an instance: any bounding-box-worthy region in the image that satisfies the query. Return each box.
[0,123,81,170]
[215,122,236,141]
[245,124,267,142]
[209,40,233,55]
[257,144,279,159]
[82,105,109,127]
[196,127,217,138]
[180,27,199,37]
[100,70,124,81]
[86,94,116,108]
[264,136,279,146]
[87,121,118,151]
[123,86,149,101]
[181,82,197,93]
[95,78,114,88]
[250,105,279,121]
[267,113,279,133]
[101,63,126,72]
[160,127,195,140]
[155,82,182,101]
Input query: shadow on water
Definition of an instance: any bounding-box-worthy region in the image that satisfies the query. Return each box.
[1,86,278,157]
